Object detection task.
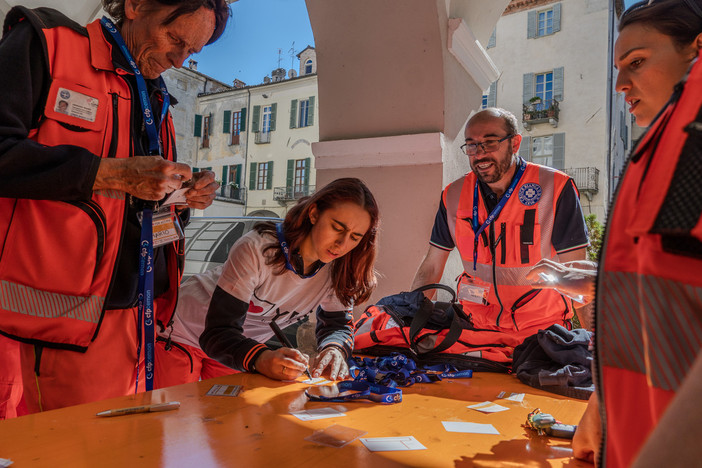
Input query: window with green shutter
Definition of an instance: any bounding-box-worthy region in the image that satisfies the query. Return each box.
[290,100,298,128]
[270,103,277,131]
[252,105,260,132]
[308,96,315,126]
[249,162,257,190]
[223,110,231,134]
[194,114,202,137]
[266,161,274,189]
[240,107,247,132]
[286,159,294,188]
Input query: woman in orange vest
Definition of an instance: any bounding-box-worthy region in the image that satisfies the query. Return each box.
[529,0,702,465]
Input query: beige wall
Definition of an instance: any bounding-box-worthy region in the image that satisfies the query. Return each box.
[307,0,510,307]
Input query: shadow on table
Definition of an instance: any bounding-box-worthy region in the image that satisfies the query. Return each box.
[453,430,593,468]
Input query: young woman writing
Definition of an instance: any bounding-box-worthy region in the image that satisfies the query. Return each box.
[155,178,379,385]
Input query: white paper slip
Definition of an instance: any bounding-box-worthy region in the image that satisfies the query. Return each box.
[290,407,346,421]
[497,391,525,402]
[467,401,509,413]
[301,377,331,385]
[161,187,188,207]
[0,458,13,467]
[442,421,500,435]
[360,436,427,452]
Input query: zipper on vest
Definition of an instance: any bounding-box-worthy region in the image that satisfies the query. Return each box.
[66,200,106,277]
[91,183,130,343]
[156,336,194,373]
[509,289,540,332]
[499,222,506,264]
[490,225,505,327]
[107,93,120,158]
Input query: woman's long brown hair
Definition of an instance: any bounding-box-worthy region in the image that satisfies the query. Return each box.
[253,178,379,307]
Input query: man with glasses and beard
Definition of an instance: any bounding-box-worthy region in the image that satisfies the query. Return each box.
[411,108,589,353]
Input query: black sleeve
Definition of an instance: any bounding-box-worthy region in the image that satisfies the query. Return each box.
[552,179,590,253]
[199,285,268,372]
[315,307,354,358]
[0,21,101,201]
[429,195,455,250]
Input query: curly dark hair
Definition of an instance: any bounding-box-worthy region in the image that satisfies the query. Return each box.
[620,0,702,50]
[254,178,380,307]
[102,0,230,44]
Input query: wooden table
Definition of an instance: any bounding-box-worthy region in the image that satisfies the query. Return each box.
[0,371,590,467]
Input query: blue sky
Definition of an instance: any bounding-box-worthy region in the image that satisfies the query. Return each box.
[191,0,315,87]
[192,0,640,87]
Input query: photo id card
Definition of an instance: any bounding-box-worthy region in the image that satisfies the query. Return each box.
[458,276,490,305]
[151,210,184,247]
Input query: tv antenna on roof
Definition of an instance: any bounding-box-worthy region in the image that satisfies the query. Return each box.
[277,48,283,69]
[289,41,296,70]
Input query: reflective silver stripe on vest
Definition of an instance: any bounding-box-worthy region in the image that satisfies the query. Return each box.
[536,165,556,259]
[95,189,126,200]
[600,270,702,392]
[444,177,465,248]
[1,280,104,324]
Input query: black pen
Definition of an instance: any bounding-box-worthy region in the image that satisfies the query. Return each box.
[269,320,313,380]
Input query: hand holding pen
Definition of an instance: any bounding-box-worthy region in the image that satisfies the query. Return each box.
[249,320,312,381]
[269,320,313,380]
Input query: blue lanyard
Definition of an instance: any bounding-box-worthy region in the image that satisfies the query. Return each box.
[275,223,325,278]
[348,354,473,388]
[101,17,169,391]
[306,381,403,404]
[136,208,155,391]
[471,158,527,270]
[100,17,170,155]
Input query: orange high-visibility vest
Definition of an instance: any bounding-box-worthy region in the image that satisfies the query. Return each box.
[0,7,182,351]
[443,162,575,338]
[596,55,702,467]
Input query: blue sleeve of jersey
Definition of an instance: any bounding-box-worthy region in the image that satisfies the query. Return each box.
[552,179,590,253]
[429,195,455,251]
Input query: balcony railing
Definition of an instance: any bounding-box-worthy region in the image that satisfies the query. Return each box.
[564,167,599,198]
[217,185,246,203]
[522,99,560,129]
[254,131,271,144]
[273,185,316,202]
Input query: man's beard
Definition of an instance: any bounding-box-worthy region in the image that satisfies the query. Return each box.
[470,149,514,184]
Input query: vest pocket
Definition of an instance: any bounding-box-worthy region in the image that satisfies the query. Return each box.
[512,224,542,265]
[0,199,106,297]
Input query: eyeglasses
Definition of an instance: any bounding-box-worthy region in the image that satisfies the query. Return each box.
[460,134,515,156]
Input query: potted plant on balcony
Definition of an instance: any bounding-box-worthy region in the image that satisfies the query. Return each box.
[523,104,534,121]
[547,101,558,118]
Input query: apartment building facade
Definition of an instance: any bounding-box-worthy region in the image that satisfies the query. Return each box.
[163,48,319,218]
[483,0,631,221]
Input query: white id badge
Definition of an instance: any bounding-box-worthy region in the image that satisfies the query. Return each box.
[151,210,184,247]
[458,276,490,305]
